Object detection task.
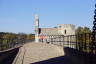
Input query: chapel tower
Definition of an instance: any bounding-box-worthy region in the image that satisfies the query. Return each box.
[35,14,39,42]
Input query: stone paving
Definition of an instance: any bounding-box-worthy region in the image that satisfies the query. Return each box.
[13,42,64,64]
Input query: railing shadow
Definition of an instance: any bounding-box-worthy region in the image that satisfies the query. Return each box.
[32,47,96,64]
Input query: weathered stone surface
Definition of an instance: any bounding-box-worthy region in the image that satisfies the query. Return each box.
[13,42,64,64]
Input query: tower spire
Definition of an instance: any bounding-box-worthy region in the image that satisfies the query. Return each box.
[35,14,39,42]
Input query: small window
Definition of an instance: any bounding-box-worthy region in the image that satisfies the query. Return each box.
[59,26,61,28]
[64,30,66,34]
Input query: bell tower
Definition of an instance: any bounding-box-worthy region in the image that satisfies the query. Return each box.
[35,14,39,42]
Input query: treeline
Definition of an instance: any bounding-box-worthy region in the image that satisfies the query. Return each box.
[0,32,35,40]
[75,26,92,43]
[75,26,92,52]
[76,26,91,34]
[0,32,35,50]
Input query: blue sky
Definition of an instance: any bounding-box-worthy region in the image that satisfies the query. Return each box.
[0,0,95,34]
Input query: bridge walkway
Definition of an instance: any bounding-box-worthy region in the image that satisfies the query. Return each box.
[13,42,65,64]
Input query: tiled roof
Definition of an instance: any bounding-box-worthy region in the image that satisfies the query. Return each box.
[39,28,62,35]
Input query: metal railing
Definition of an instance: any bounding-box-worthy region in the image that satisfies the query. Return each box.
[40,33,96,54]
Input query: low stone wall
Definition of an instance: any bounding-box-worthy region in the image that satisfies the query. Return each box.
[0,47,19,64]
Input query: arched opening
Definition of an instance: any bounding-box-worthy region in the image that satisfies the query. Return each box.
[64,30,67,34]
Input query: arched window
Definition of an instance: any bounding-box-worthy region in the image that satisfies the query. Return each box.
[64,30,66,34]
[59,26,61,28]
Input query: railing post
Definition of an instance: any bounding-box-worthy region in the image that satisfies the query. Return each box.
[84,33,87,52]
[62,36,64,46]
[67,36,69,47]
[78,34,80,50]
[0,38,3,51]
[76,35,78,49]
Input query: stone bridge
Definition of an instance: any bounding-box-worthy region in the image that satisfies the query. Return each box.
[12,42,94,64]
[13,42,64,64]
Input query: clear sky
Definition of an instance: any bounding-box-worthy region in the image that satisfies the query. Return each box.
[0,0,95,34]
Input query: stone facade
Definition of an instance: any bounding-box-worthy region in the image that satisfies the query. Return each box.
[34,15,75,42]
[58,24,75,36]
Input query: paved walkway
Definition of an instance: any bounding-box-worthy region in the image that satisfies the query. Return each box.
[13,42,64,64]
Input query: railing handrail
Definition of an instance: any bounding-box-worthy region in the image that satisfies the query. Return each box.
[40,33,96,54]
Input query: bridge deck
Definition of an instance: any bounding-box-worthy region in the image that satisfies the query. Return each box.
[13,42,64,64]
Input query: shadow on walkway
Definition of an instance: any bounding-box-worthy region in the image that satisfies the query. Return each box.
[0,48,19,64]
[32,47,96,64]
